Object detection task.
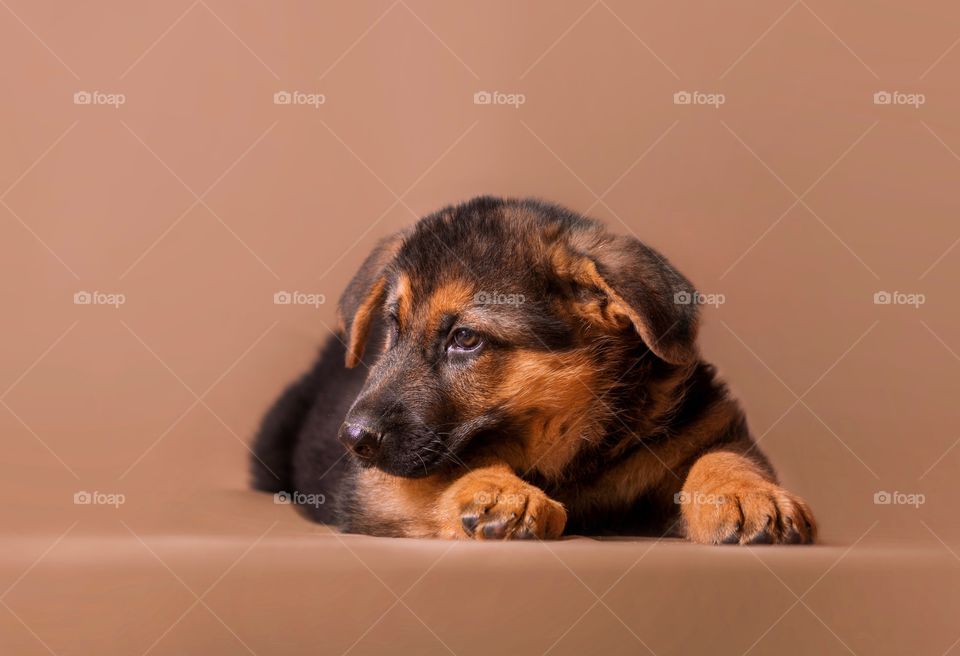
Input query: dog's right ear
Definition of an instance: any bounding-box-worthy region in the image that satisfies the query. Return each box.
[555,229,700,365]
[337,232,404,368]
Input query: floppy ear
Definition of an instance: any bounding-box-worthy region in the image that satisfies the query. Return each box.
[559,231,700,365]
[336,232,404,368]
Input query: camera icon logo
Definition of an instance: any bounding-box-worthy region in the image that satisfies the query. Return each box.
[74,491,92,504]
[274,91,292,105]
[473,91,492,105]
[873,91,892,105]
[74,291,92,305]
[674,291,693,305]
[673,491,691,505]
[274,491,292,504]
[73,91,92,105]
[673,91,692,105]
[274,291,292,305]
[873,491,892,505]
[873,291,892,305]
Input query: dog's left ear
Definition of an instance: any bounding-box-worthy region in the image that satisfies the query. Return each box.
[559,232,700,365]
[337,232,404,368]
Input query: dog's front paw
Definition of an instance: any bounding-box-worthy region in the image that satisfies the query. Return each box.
[679,481,817,545]
[440,468,566,540]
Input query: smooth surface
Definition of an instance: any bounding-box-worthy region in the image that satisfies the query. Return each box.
[4,494,960,656]
[2,1,959,654]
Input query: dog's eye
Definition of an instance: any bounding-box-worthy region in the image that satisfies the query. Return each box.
[449,328,482,352]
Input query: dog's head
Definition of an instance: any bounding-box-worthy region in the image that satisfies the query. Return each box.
[336,197,700,477]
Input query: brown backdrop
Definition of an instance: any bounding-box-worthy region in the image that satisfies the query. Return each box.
[2,2,959,655]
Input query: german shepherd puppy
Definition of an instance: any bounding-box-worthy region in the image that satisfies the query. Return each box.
[251,197,816,544]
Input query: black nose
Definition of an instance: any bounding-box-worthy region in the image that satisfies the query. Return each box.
[338,422,381,460]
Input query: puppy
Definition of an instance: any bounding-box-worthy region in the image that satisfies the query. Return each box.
[251,197,816,544]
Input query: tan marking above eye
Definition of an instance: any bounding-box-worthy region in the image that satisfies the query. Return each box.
[425,278,475,326]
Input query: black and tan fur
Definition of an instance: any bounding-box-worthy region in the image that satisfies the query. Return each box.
[252,197,816,544]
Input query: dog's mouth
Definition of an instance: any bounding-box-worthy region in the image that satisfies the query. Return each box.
[376,439,461,478]
[369,412,505,478]
[363,436,453,478]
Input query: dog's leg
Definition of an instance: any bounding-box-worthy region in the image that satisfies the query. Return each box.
[436,464,567,539]
[679,451,816,544]
[345,464,567,539]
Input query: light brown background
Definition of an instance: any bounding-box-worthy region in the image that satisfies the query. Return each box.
[2,1,959,655]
